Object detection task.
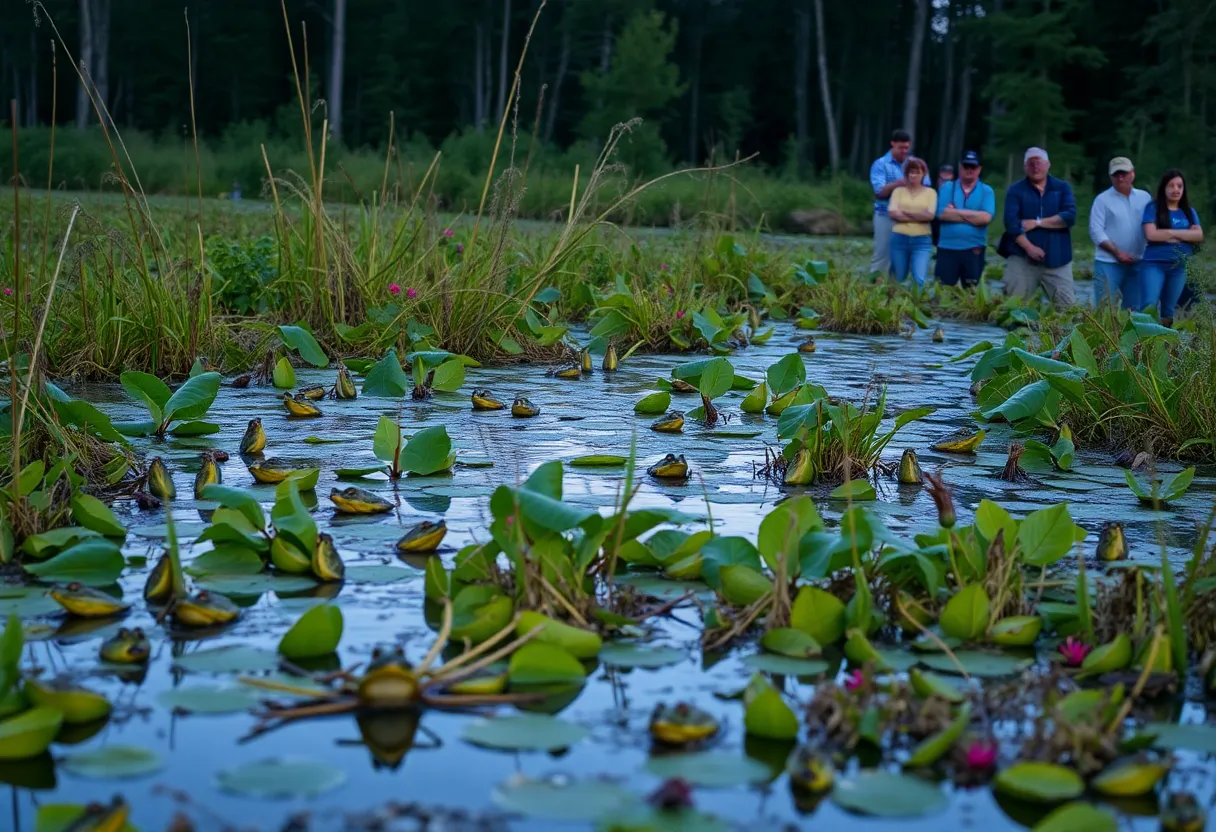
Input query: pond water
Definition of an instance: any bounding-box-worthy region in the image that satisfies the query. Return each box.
[11,318,1215,831]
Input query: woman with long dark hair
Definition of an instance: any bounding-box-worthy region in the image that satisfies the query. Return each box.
[1140,169,1204,324]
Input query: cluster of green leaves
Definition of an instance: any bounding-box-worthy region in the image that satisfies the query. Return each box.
[372,417,454,479]
[116,372,222,438]
[193,480,318,579]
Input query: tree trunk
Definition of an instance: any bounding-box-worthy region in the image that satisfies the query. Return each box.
[496,0,511,122]
[543,24,570,143]
[26,32,37,127]
[599,16,613,75]
[474,22,486,131]
[76,0,93,128]
[901,0,928,138]
[935,0,954,164]
[93,0,110,118]
[950,25,973,166]
[813,0,839,172]
[793,3,810,174]
[328,0,346,142]
[848,111,862,175]
[687,20,703,164]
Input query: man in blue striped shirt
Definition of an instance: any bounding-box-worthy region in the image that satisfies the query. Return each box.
[868,129,930,277]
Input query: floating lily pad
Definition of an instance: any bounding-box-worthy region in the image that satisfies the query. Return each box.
[598,644,685,669]
[335,466,385,478]
[173,645,280,675]
[1032,803,1117,832]
[708,430,763,439]
[1144,721,1216,754]
[344,565,419,583]
[645,752,770,788]
[492,778,639,821]
[60,745,163,779]
[614,575,714,601]
[157,685,261,714]
[196,574,318,596]
[741,654,831,677]
[916,650,1033,678]
[216,757,346,798]
[995,762,1084,803]
[832,771,947,818]
[569,455,628,468]
[463,714,588,751]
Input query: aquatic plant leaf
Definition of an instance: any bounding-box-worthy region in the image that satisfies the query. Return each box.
[184,545,265,577]
[939,584,989,641]
[278,604,344,660]
[23,539,124,586]
[507,643,586,686]
[216,757,346,798]
[372,415,402,466]
[598,643,684,668]
[167,420,220,436]
[634,392,671,414]
[832,771,947,818]
[646,752,770,788]
[916,651,1033,678]
[766,353,806,398]
[989,615,1042,647]
[829,479,876,501]
[569,455,628,467]
[361,349,409,397]
[718,564,771,606]
[200,485,266,531]
[1090,760,1170,797]
[906,703,971,767]
[0,707,63,761]
[335,465,385,478]
[463,714,588,751]
[21,526,100,560]
[517,611,602,659]
[400,425,453,475]
[278,325,328,367]
[697,357,734,400]
[491,485,593,532]
[60,744,164,779]
[790,586,847,646]
[271,480,317,553]
[523,461,563,499]
[112,420,155,437]
[1145,721,1216,754]
[492,778,640,822]
[756,496,821,574]
[741,654,830,676]
[431,359,465,392]
[172,645,280,674]
[995,762,1084,803]
[946,340,993,363]
[69,494,126,538]
[743,673,798,740]
[119,370,170,424]
[1017,504,1080,567]
[45,387,128,444]
[1032,803,1117,832]
[272,357,296,388]
[760,628,821,658]
[163,372,222,427]
[1160,548,1187,676]
[908,668,964,702]
[981,379,1050,423]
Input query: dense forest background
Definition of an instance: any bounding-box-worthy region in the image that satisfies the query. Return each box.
[0,0,1213,223]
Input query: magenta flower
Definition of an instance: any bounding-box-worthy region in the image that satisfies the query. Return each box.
[455,243,464,254]
[388,283,402,296]
[1057,636,1092,667]
[675,310,685,320]
[660,263,670,272]
[2,288,11,297]
[406,288,418,300]
[647,777,693,810]
[964,740,998,771]
[443,228,455,238]
[844,669,865,692]
[665,285,674,298]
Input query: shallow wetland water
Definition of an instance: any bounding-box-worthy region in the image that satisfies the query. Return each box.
[12,316,1216,831]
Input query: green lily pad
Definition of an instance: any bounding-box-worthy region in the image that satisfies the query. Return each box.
[832,771,947,818]
[916,650,1033,678]
[508,643,586,686]
[598,644,685,669]
[196,574,318,596]
[740,654,831,677]
[344,565,418,583]
[0,707,63,760]
[995,761,1085,803]
[1144,721,1216,754]
[60,745,163,779]
[492,778,639,822]
[463,714,589,751]
[1032,803,1117,832]
[335,466,386,478]
[216,757,346,798]
[645,752,770,788]
[569,455,628,468]
[278,605,343,660]
[173,645,280,675]
[157,686,261,714]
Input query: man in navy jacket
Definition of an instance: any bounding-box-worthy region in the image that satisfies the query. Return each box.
[1002,147,1077,309]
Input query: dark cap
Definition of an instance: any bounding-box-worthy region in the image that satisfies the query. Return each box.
[938,164,955,174]
[961,150,981,167]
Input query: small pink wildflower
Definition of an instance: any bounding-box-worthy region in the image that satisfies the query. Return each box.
[964,740,998,771]
[675,310,685,320]
[388,283,401,296]
[455,243,464,254]
[443,228,455,238]
[406,288,418,300]
[660,262,670,272]
[1057,636,1092,667]
[2,288,11,297]
[844,669,865,692]
[665,285,675,298]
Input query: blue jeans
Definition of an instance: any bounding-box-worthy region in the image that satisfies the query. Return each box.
[890,233,932,287]
[1139,260,1188,318]
[1092,260,1140,310]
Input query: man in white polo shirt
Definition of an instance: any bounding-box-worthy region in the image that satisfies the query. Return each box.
[1088,156,1152,309]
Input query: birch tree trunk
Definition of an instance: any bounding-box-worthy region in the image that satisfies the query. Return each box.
[474,22,485,131]
[813,0,839,172]
[76,0,93,128]
[687,20,703,163]
[901,0,928,138]
[93,0,110,119]
[935,0,954,163]
[793,3,810,174]
[328,0,346,142]
[496,0,511,121]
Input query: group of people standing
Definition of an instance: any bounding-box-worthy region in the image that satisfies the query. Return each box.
[867,130,1203,322]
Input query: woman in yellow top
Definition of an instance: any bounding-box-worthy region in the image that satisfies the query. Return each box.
[887,157,937,287]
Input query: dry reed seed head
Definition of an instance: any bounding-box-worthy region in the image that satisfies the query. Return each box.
[923,471,956,528]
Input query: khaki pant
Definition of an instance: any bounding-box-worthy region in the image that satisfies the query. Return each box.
[1002,256,1075,309]
[868,212,895,276]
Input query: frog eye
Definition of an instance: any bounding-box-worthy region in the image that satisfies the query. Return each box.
[371,647,383,660]
[132,628,145,638]
[66,582,83,591]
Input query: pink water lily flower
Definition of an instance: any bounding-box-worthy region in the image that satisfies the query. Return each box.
[443,228,455,238]
[406,288,418,300]
[964,740,998,771]
[1057,636,1092,667]
[844,669,865,692]
[388,283,401,296]
[675,310,685,319]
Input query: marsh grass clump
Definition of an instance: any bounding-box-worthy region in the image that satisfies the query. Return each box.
[801,274,929,335]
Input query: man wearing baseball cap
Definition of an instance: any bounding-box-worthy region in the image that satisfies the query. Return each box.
[935,151,995,288]
[1000,147,1078,308]
[1088,156,1151,309]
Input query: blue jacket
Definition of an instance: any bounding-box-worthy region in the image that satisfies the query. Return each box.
[1003,175,1077,268]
